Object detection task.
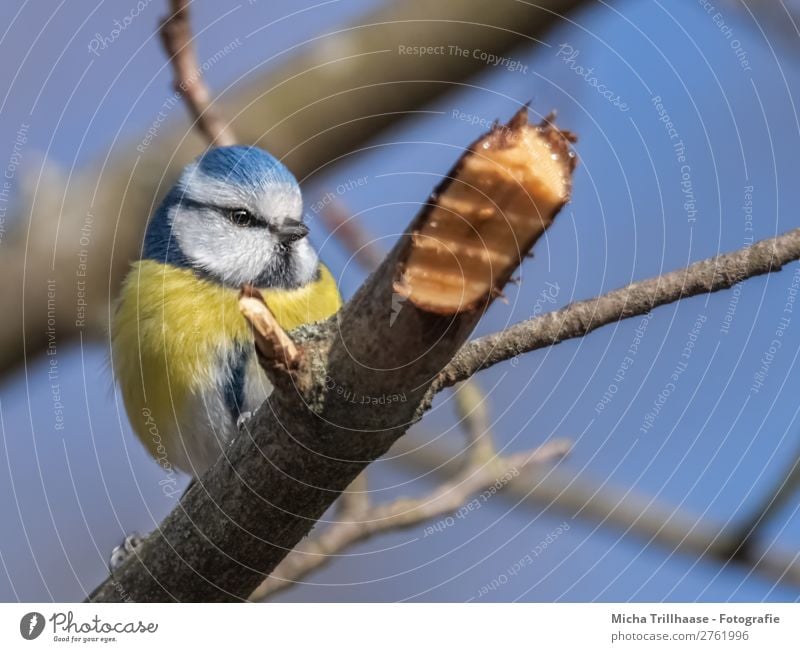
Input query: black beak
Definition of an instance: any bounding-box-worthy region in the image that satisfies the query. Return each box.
[276,218,309,244]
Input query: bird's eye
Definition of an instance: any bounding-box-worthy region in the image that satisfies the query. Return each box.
[228,209,259,227]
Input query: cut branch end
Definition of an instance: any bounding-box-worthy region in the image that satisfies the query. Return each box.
[393,106,577,315]
[239,285,303,377]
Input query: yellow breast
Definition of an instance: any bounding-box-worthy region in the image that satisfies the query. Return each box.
[112,259,341,463]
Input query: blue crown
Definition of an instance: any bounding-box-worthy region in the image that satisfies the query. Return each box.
[194,145,297,191]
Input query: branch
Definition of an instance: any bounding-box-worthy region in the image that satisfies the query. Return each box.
[722,436,800,563]
[159,0,236,147]
[436,229,800,391]
[250,438,570,600]
[316,205,377,519]
[252,197,503,598]
[239,285,303,381]
[393,433,800,588]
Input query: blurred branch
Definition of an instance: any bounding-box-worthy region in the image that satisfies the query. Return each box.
[723,438,800,564]
[453,379,496,464]
[393,434,800,587]
[0,0,589,377]
[251,439,570,600]
[435,228,800,392]
[320,201,384,272]
[160,0,237,147]
[732,0,800,48]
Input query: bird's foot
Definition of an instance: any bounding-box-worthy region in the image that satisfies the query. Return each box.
[109,532,145,572]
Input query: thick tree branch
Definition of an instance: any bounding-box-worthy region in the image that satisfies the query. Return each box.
[436,229,800,391]
[246,205,502,599]
[246,200,498,598]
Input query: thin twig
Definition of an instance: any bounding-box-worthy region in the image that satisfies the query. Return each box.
[159,0,237,147]
[436,228,800,391]
[250,438,570,600]
[239,285,302,376]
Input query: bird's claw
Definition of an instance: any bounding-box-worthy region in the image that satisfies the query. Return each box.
[109,532,145,572]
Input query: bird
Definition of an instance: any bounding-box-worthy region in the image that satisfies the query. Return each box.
[111,145,342,480]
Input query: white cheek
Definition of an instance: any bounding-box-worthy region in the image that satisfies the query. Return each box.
[293,239,319,286]
[172,207,278,285]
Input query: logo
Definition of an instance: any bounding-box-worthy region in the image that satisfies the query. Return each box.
[20,612,45,640]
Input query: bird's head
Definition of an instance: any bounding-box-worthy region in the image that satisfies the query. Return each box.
[143,145,317,288]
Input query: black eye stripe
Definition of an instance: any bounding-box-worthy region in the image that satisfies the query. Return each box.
[174,198,266,228]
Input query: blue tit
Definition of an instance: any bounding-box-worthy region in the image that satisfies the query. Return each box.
[111,146,342,477]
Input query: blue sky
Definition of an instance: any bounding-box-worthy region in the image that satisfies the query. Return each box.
[1,0,800,601]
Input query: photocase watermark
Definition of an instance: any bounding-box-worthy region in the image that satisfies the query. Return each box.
[639,313,707,436]
[136,37,243,153]
[698,1,753,72]
[41,611,158,643]
[750,265,800,394]
[652,94,696,223]
[20,612,45,640]
[307,175,369,216]
[324,375,407,406]
[595,312,652,415]
[87,0,156,57]
[531,281,560,317]
[141,408,180,499]
[474,521,571,599]
[0,122,30,247]
[555,44,629,112]
[720,185,755,335]
[423,467,520,537]
[397,44,528,73]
